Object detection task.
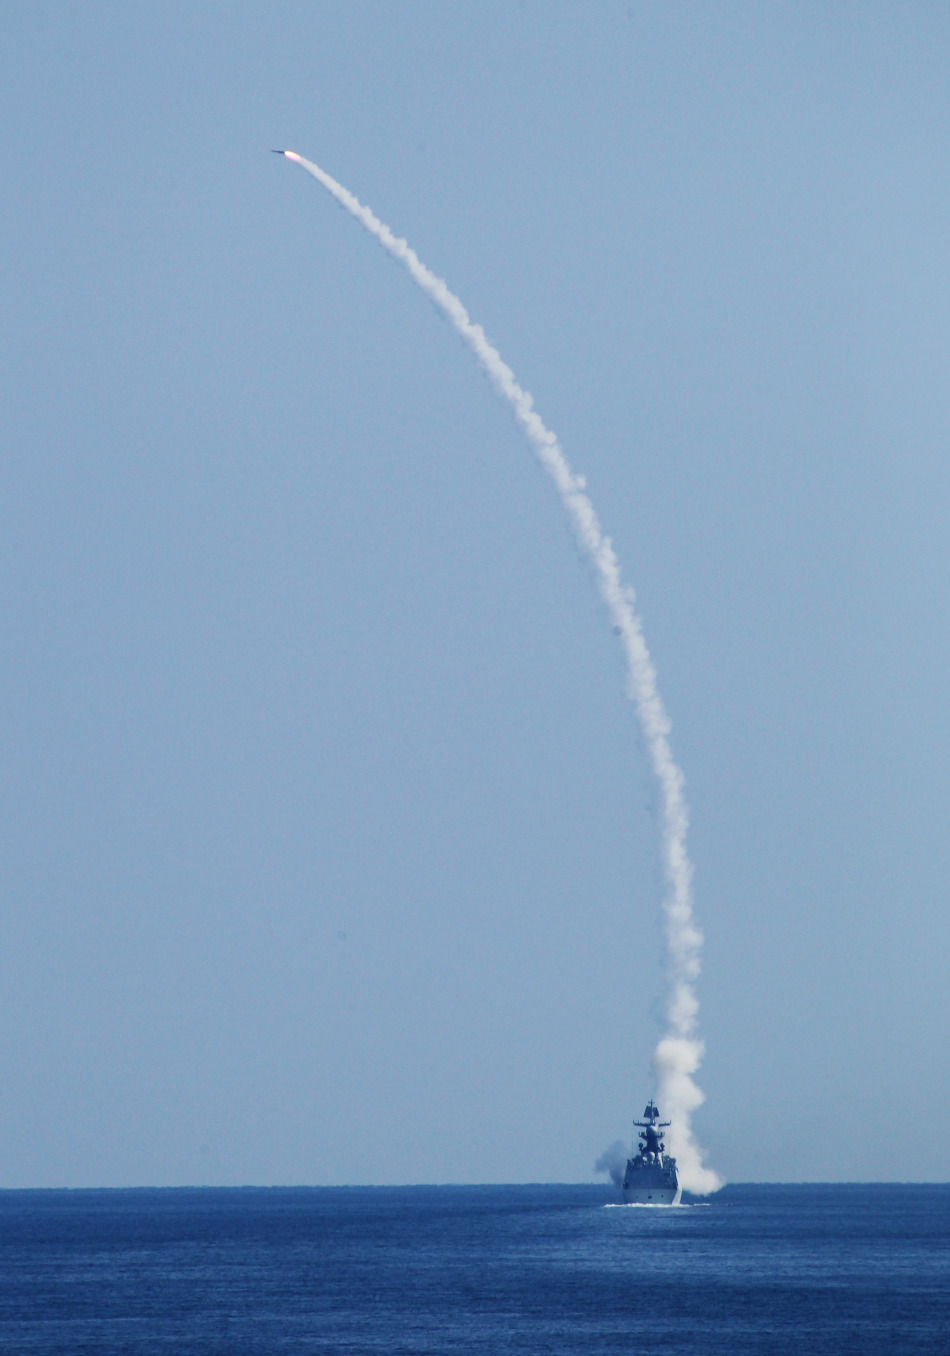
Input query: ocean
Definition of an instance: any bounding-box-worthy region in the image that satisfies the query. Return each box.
[1,1184,947,1353]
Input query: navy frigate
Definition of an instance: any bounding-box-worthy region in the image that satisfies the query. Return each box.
[621,1101,681,1204]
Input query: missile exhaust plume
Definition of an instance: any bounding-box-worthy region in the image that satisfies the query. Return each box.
[279,150,721,1194]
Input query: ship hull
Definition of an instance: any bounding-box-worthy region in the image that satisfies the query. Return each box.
[621,1184,681,1205]
[622,1153,680,1205]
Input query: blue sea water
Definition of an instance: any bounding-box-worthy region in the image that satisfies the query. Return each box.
[1,1184,948,1353]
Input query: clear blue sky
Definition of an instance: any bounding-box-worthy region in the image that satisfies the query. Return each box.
[2,2,949,1186]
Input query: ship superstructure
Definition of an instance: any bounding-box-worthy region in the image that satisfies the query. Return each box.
[621,1101,681,1205]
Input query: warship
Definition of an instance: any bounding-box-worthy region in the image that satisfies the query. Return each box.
[622,1101,681,1204]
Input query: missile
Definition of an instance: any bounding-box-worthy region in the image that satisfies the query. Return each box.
[270,149,286,155]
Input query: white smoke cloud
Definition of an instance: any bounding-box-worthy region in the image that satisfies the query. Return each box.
[282,151,722,1194]
[595,1140,629,1189]
[653,1037,721,1194]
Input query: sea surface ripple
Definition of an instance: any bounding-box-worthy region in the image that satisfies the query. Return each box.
[1,1183,948,1353]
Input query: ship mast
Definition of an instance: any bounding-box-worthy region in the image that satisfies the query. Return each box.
[633,1100,671,1162]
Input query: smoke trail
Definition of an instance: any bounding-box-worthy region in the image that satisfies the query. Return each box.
[279,150,721,1194]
